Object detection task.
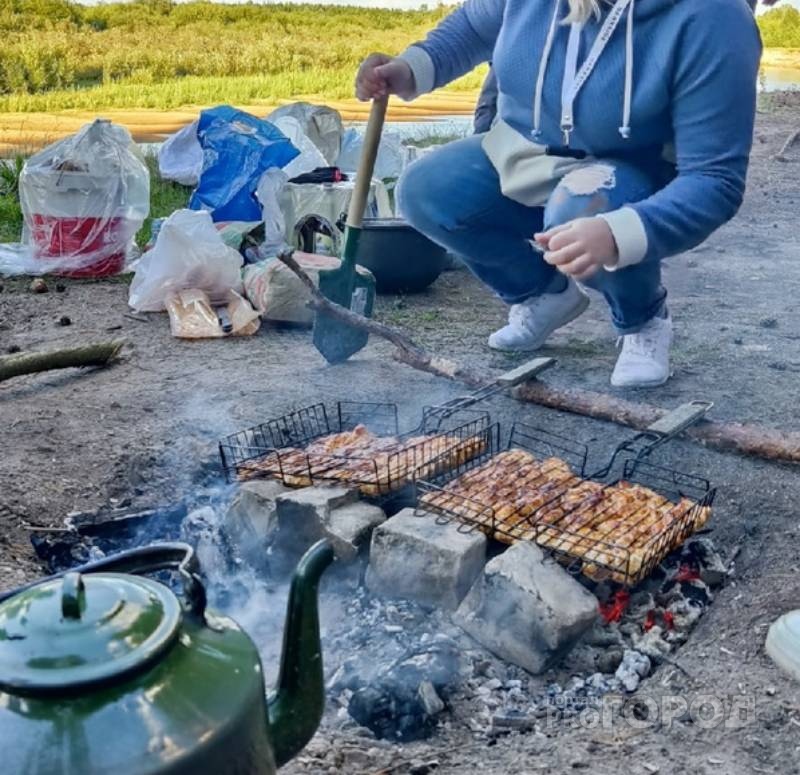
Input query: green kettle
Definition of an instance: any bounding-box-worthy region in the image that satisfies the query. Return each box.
[0,539,335,774]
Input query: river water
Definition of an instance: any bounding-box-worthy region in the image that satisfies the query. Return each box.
[762,67,800,92]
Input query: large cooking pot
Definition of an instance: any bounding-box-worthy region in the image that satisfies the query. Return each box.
[0,540,334,774]
[356,218,447,294]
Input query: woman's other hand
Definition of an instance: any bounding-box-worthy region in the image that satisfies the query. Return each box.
[535,218,620,280]
[356,54,415,101]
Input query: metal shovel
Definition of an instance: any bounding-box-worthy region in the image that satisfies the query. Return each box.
[312,97,387,364]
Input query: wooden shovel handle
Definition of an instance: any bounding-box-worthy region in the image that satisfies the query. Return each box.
[346,96,388,229]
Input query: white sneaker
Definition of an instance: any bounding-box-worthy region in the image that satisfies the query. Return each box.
[488,279,590,352]
[611,314,673,388]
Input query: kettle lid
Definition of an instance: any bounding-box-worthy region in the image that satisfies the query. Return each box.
[0,571,182,694]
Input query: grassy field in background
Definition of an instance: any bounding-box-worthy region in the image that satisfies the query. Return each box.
[0,0,486,114]
[1,1,797,245]
[1,1,798,114]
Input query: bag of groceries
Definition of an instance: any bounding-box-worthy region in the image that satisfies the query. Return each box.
[243,252,373,326]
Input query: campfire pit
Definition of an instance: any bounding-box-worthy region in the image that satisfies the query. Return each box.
[17,398,734,753]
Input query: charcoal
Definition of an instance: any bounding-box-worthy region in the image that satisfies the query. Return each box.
[418,680,446,716]
[346,640,461,742]
[348,682,439,742]
[596,648,624,675]
[681,537,729,587]
[491,710,537,731]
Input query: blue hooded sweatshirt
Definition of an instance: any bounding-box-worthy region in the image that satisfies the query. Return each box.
[398,0,762,268]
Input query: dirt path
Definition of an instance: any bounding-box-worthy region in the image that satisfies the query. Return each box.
[1,98,799,773]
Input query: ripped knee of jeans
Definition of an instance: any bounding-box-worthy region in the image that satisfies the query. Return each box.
[545,163,617,227]
[561,163,617,195]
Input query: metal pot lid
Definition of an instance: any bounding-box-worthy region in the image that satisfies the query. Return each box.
[0,572,182,694]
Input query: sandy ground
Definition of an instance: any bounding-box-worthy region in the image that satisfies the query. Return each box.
[0,91,479,156]
[1,97,799,773]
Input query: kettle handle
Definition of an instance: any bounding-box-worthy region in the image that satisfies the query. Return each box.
[0,543,207,619]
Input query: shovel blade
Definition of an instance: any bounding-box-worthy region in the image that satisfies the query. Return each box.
[312,268,375,364]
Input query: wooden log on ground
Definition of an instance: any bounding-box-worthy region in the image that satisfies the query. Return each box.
[514,382,800,464]
[774,128,800,162]
[275,251,800,465]
[0,340,125,383]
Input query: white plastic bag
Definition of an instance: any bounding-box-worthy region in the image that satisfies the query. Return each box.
[266,103,344,165]
[128,209,243,312]
[337,128,404,179]
[158,120,203,187]
[0,119,149,277]
[271,116,328,180]
[255,168,289,256]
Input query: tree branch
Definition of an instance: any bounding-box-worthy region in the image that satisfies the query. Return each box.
[276,250,484,385]
[276,251,800,465]
[774,128,800,162]
[0,340,125,383]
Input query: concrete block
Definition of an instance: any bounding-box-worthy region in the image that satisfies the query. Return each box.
[223,480,289,566]
[274,485,356,546]
[327,501,387,562]
[453,542,598,674]
[366,508,486,610]
[274,486,381,564]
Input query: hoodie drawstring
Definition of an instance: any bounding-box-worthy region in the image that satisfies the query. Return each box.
[532,0,635,144]
[620,0,635,139]
[532,0,562,139]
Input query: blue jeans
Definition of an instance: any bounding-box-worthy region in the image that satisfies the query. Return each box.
[396,135,666,334]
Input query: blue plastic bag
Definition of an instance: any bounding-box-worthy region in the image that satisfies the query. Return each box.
[189,106,299,223]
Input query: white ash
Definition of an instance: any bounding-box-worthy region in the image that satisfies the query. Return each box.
[177,509,732,741]
[615,650,652,693]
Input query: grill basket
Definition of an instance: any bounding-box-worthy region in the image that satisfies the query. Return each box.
[219,401,491,497]
[417,421,716,587]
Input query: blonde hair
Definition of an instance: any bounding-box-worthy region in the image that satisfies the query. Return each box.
[564,0,605,24]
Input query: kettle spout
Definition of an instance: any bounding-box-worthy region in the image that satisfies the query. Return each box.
[267,539,335,768]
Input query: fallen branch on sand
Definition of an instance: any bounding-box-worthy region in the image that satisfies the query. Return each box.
[0,340,125,383]
[774,128,800,162]
[276,251,800,465]
[513,381,800,464]
[277,250,484,385]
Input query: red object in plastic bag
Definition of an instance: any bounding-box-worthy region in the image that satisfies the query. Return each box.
[29,215,129,278]
[0,119,149,278]
[599,589,631,624]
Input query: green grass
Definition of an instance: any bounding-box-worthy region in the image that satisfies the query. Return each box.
[0,0,482,112]
[0,157,24,242]
[2,0,791,117]
[0,71,485,114]
[136,154,191,248]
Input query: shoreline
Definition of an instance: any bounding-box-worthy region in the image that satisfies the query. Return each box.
[1,49,797,156]
[0,92,480,156]
[761,48,800,68]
